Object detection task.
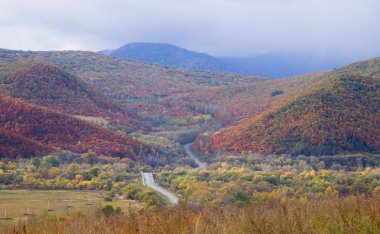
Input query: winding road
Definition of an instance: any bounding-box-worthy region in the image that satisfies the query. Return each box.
[184,143,207,169]
[142,172,179,204]
[141,142,205,204]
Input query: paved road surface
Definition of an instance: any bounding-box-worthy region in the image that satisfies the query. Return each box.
[141,142,205,204]
[184,143,206,169]
[142,172,179,204]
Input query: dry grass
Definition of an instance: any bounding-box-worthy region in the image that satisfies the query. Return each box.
[0,190,141,221]
[1,195,380,234]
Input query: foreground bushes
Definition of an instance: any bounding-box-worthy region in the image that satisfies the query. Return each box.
[123,183,165,209]
[2,195,380,234]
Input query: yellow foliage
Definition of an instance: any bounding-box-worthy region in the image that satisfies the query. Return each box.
[231,167,246,174]
[319,169,332,177]
[77,181,92,189]
[48,167,61,178]
[191,114,212,122]
[280,197,287,205]
[301,170,316,179]
[75,174,84,182]
[300,196,308,205]
[220,162,229,170]
[284,171,295,177]
[325,186,338,196]
[7,162,18,171]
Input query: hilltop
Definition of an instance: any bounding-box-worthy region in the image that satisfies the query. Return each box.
[204,58,380,155]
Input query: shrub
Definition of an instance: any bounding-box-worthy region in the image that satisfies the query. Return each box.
[100,205,122,217]
[101,205,115,217]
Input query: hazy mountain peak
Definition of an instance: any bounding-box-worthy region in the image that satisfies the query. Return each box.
[101,42,237,73]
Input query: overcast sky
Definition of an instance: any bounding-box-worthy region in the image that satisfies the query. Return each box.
[0,0,379,58]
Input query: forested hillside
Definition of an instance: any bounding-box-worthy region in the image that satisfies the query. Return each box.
[0,49,324,130]
[0,59,148,132]
[204,59,380,155]
[0,94,151,159]
[0,128,52,158]
[0,48,378,158]
[0,49,267,149]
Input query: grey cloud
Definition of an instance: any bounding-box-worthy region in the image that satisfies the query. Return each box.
[0,0,379,58]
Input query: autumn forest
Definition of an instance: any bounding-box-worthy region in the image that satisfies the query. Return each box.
[0,44,378,234]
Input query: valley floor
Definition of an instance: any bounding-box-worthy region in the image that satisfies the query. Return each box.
[0,190,140,221]
[1,149,380,233]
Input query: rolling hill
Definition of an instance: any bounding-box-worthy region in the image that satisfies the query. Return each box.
[0,49,338,149]
[0,94,151,159]
[1,48,378,158]
[0,48,266,136]
[203,58,380,156]
[0,59,146,132]
[0,49,260,102]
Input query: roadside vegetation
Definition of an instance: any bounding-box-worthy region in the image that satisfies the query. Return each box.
[2,151,380,208]
[0,153,165,210]
[156,153,380,206]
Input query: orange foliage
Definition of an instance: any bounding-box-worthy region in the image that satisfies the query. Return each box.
[0,60,148,132]
[207,73,380,156]
[0,94,152,159]
[0,128,52,158]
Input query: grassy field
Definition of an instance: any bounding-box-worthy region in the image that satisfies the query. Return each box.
[2,195,380,234]
[0,190,140,221]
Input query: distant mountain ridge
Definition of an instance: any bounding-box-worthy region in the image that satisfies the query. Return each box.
[220,52,356,78]
[101,42,236,73]
[101,42,366,78]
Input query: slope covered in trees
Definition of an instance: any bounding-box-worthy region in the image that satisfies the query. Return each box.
[0,128,52,158]
[1,49,377,158]
[0,49,321,125]
[0,60,145,132]
[0,94,151,159]
[0,49,260,101]
[0,49,268,143]
[206,61,380,155]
